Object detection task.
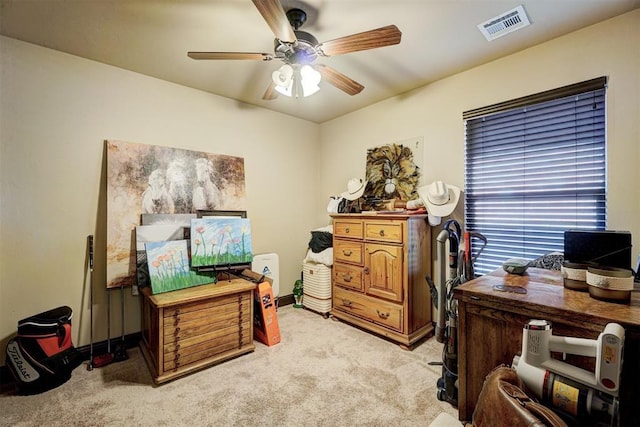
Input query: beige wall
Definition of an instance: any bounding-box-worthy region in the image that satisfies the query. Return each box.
[1,9,638,366]
[318,10,640,267]
[0,36,321,363]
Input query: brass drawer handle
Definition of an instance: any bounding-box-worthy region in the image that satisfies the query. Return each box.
[341,273,353,282]
[379,229,385,237]
[342,249,353,256]
[174,353,181,361]
[173,309,180,316]
[376,309,390,320]
[175,344,180,351]
[341,299,353,308]
[345,227,350,233]
[364,267,370,275]
[174,327,180,334]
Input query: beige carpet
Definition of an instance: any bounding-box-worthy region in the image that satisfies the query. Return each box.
[0,305,460,426]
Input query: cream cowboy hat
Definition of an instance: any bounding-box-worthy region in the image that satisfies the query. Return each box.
[341,178,368,201]
[417,181,460,217]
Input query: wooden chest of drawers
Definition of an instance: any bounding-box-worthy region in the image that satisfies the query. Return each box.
[140,278,255,384]
[330,213,433,349]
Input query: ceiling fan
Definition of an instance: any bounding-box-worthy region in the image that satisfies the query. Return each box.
[187,0,402,100]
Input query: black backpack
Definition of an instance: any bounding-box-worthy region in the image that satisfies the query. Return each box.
[5,306,83,394]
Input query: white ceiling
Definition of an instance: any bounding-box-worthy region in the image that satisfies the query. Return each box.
[1,0,638,123]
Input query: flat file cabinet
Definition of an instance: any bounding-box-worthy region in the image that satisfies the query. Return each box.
[140,278,255,384]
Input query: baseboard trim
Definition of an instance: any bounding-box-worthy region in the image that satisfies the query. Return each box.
[76,332,142,359]
[278,293,294,307]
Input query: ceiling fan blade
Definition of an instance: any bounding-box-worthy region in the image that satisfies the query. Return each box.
[316,64,364,96]
[262,81,279,100]
[318,25,402,56]
[187,52,273,61]
[252,0,297,43]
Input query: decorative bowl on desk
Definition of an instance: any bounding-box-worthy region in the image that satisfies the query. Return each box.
[586,266,634,303]
[561,261,590,291]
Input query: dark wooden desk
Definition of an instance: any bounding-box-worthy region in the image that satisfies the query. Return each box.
[454,268,640,425]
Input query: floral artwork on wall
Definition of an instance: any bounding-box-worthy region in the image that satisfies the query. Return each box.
[365,138,423,202]
[106,140,246,288]
[190,217,253,268]
[145,240,214,294]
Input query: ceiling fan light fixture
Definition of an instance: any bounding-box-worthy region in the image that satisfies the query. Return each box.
[272,64,321,98]
[300,64,321,97]
[272,64,294,87]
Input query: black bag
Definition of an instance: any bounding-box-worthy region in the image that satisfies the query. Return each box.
[308,231,333,253]
[5,306,83,394]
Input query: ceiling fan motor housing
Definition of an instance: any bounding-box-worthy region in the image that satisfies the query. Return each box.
[274,30,318,65]
[270,8,317,65]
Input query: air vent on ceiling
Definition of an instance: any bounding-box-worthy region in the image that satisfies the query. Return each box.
[478,5,531,41]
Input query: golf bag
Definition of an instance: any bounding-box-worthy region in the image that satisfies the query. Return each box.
[5,306,82,394]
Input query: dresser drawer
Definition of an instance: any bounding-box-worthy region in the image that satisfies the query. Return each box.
[164,307,250,341]
[163,294,250,328]
[163,320,252,371]
[334,239,363,265]
[333,219,363,239]
[333,287,403,332]
[364,221,403,243]
[163,293,249,320]
[164,320,246,358]
[333,262,363,291]
[164,337,253,372]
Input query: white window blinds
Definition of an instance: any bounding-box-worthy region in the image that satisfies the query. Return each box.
[463,77,607,275]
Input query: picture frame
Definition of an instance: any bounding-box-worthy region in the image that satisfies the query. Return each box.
[145,239,215,294]
[196,210,247,218]
[190,216,253,272]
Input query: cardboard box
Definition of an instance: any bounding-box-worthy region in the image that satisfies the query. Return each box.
[240,269,273,287]
[253,281,280,346]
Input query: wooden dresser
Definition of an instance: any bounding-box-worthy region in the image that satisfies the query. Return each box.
[140,278,255,384]
[330,213,432,349]
[454,268,640,425]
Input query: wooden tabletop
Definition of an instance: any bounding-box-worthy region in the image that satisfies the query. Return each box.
[454,267,640,330]
[141,278,256,308]
[330,212,428,220]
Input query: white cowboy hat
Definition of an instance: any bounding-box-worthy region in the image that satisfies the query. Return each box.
[417,181,461,218]
[341,178,368,201]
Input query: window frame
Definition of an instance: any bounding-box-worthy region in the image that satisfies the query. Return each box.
[463,77,607,275]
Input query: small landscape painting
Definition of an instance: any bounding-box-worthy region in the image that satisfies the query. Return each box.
[135,223,192,290]
[145,239,214,294]
[190,217,253,268]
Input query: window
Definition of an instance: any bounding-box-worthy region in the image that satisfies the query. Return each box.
[463,77,607,275]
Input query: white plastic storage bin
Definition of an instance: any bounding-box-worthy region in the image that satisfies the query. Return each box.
[302,262,332,315]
